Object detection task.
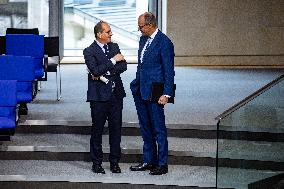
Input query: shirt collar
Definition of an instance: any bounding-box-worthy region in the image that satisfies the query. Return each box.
[95,40,105,49]
[149,28,158,40]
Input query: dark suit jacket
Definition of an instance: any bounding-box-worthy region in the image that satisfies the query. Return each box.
[130,30,175,100]
[83,41,127,102]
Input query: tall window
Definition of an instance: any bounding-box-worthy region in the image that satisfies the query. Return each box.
[0,0,49,36]
[64,0,148,57]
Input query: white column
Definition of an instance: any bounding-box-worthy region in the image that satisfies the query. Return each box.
[161,0,167,33]
[28,0,49,35]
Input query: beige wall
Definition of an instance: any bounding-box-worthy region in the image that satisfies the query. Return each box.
[167,0,284,67]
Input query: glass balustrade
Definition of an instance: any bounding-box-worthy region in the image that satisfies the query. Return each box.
[0,0,49,36]
[64,0,148,57]
[216,74,284,189]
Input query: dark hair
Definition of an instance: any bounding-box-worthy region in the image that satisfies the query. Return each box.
[94,21,107,38]
[143,12,157,27]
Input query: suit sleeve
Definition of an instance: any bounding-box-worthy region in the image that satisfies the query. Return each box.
[130,63,140,95]
[83,46,115,77]
[111,43,127,75]
[161,38,175,96]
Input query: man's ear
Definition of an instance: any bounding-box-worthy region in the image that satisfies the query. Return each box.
[96,33,100,38]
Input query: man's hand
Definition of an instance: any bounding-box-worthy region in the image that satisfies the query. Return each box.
[158,95,168,105]
[92,75,99,80]
[112,53,125,62]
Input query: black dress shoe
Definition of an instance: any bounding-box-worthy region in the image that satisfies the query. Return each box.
[130,163,155,171]
[149,165,168,175]
[92,164,105,174]
[110,163,121,173]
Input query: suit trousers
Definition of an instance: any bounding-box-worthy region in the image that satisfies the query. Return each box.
[90,93,123,165]
[133,93,168,166]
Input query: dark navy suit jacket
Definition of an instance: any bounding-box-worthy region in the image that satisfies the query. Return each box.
[83,41,127,102]
[130,30,175,100]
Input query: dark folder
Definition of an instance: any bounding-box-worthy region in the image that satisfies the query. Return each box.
[150,82,176,104]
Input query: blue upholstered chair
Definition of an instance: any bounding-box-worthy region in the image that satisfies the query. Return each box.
[0,55,36,114]
[2,31,61,101]
[5,34,45,80]
[0,80,17,129]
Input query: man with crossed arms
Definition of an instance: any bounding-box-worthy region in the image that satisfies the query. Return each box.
[84,21,127,174]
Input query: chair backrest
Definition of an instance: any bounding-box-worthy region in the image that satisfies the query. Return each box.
[0,55,35,81]
[0,80,17,106]
[44,36,59,57]
[6,28,39,35]
[0,36,5,55]
[6,34,44,58]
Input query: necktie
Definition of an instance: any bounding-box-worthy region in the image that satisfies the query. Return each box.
[145,37,151,50]
[103,44,111,75]
[103,44,109,57]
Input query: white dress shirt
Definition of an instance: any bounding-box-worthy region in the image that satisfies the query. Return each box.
[140,28,158,63]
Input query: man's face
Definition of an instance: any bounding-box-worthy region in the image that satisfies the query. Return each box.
[138,16,150,36]
[98,23,112,44]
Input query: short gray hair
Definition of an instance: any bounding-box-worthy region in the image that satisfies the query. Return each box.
[143,12,157,27]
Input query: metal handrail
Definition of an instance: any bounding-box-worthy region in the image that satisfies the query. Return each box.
[215,73,284,121]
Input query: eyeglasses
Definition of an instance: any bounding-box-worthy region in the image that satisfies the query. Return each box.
[104,30,112,34]
[138,24,148,31]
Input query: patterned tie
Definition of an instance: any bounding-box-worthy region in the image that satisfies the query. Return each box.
[103,44,109,57]
[103,44,111,75]
[145,37,151,50]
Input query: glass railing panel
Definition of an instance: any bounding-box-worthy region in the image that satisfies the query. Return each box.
[219,77,284,133]
[216,75,284,189]
[0,0,49,36]
[63,0,148,56]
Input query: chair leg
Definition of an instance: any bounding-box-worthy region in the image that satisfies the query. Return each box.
[56,63,62,101]
[32,80,38,99]
[38,81,41,91]
[16,105,19,121]
[19,103,28,115]
[56,69,59,100]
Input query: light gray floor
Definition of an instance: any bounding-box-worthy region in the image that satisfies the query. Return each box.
[27,64,284,126]
[1,134,216,158]
[0,160,216,187]
[0,160,281,189]
[2,133,283,162]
